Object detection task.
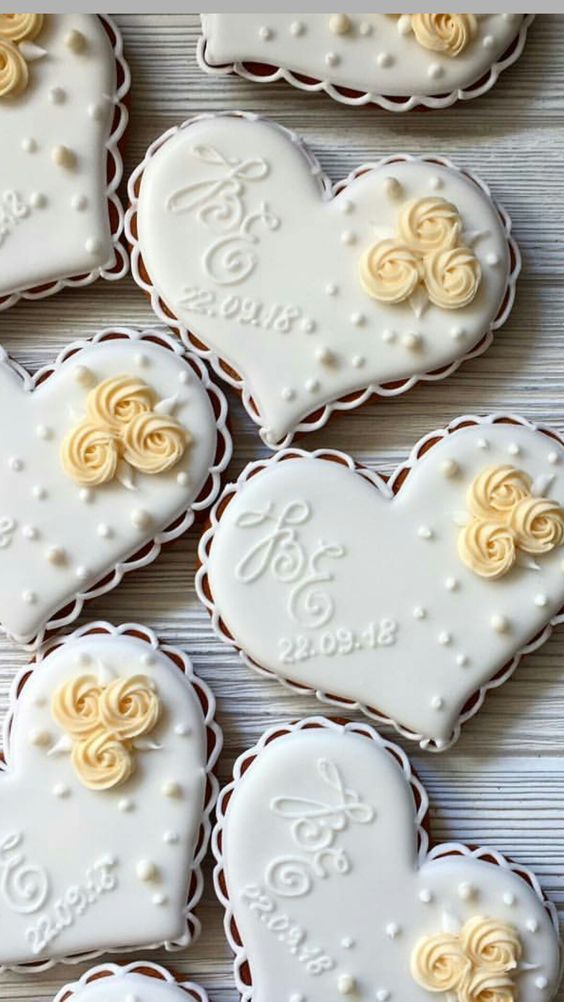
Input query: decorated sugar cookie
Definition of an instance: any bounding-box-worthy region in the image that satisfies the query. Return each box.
[0,621,221,971]
[214,718,562,1002]
[128,112,518,448]
[0,326,231,647]
[198,14,533,111]
[54,961,209,1002]
[0,14,129,310]
[197,415,564,749]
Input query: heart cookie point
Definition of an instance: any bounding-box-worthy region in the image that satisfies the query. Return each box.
[54,962,210,1002]
[0,623,222,969]
[129,112,516,448]
[214,719,562,1002]
[0,329,231,647]
[199,415,564,748]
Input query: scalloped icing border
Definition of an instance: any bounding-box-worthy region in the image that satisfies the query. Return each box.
[196,413,564,752]
[0,14,131,313]
[0,326,232,651]
[197,15,535,113]
[54,960,208,1002]
[0,620,223,975]
[212,716,561,1002]
[126,111,520,451]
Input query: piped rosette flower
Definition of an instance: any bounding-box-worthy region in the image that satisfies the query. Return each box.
[458,465,564,580]
[391,14,479,58]
[359,196,482,318]
[60,374,191,489]
[0,14,46,99]
[50,668,161,791]
[411,915,522,1002]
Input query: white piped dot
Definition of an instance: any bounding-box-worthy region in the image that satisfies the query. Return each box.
[491,614,510,633]
[301,318,316,333]
[441,459,459,478]
[386,922,400,939]
[174,723,190,736]
[290,21,305,37]
[32,485,47,500]
[152,892,168,906]
[97,523,112,539]
[315,346,334,365]
[325,51,340,67]
[403,332,422,351]
[140,653,156,668]
[178,370,191,385]
[53,783,70,798]
[289,995,304,1002]
[482,34,495,49]
[9,457,23,472]
[503,892,515,906]
[376,992,390,1002]
[457,654,469,667]
[419,888,433,903]
[118,798,133,812]
[382,329,396,344]
[341,936,355,949]
[136,859,156,882]
[547,451,559,464]
[77,652,92,667]
[337,974,356,995]
[477,438,489,450]
[258,25,272,40]
[30,192,46,209]
[177,471,190,487]
[351,355,365,368]
[131,509,152,530]
[458,882,475,900]
[418,526,433,540]
[162,780,181,798]
[534,593,548,608]
[359,21,373,37]
[384,177,402,199]
[163,830,180,844]
[413,607,426,620]
[79,487,94,503]
[88,101,107,120]
[430,175,443,191]
[445,578,458,592]
[325,282,338,296]
[49,86,66,104]
[397,14,412,35]
[75,566,89,581]
[281,387,295,402]
[526,918,539,933]
[431,695,444,710]
[29,729,51,747]
[71,193,88,211]
[22,590,37,605]
[329,13,351,35]
[486,252,500,266]
[450,325,465,341]
[36,424,52,440]
[134,352,149,367]
[350,312,365,327]
[73,364,94,387]
[508,443,521,457]
[438,632,452,646]
[46,546,66,565]
[428,63,443,80]
[52,145,76,169]
[85,236,102,255]
[305,378,319,393]
[535,977,548,990]
[377,52,394,68]
[22,526,38,540]
[21,137,37,153]
[341,230,356,246]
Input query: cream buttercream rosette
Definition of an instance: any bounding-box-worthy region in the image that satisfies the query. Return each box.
[411,915,521,1002]
[360,196,481,313]
[61,374,191,487]
[51,672,161,791]
[459,465,564,579]
[0,13,44,98]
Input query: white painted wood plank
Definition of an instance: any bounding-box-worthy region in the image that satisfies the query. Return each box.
[0,12,563,1002]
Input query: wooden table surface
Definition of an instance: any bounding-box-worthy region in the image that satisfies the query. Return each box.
[1,12,563,1001]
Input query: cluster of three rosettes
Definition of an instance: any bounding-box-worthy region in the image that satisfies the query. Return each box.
[61,375,191,487]
[459,465,564,580]
[359,196,482,313]
[51,673,161,790]
[0,13,44,98]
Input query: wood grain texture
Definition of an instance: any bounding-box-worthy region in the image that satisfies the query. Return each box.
[0,12,563,1001]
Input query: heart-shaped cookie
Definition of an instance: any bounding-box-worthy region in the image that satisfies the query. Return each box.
[197,414,564,749]
[213,718,562,1002]
[198,14,533,112]
[128,112,518,448]
[0,326,231,647]
[54,961,208,1002]
[0,14,129,310]
[0,621,222,971]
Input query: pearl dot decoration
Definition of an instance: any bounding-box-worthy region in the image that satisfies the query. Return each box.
[51,145,76,169]
[65,28,86,52]
[337,974,356,995]
[136,859,157,882]
[329,14,351,35]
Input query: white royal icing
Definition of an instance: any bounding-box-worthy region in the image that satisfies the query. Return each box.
[0,622,222,971]
[129,112,517,448]
[214,719,562,1002]
[198,416,564,749]
[198,14,532,111]
[0,14,129,309]
[0,327,231,647]
[54,961,208,1002]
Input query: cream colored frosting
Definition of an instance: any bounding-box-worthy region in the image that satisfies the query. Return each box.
[467,466,532,521]
[424,246,481,310]
[60,421,120,487]
[510,496,564,555]
[122,412,191,475]
[0,14,44,98]
[51,673,161,791]
[412,917,521,1002]
[411,14,478,58]
[399,197,461,255]
[458,519,516,580]
[61,375,190,486]
[359,239,421,304]
[86,375,156,435]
